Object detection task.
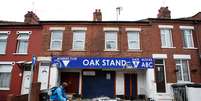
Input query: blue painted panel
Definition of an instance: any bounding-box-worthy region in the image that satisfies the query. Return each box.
[82,71,115,98]
[125,74,131,97]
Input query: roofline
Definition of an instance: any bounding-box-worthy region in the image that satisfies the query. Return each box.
[148,18,201,22]
[39,20,150,24]
[0,24,42,29]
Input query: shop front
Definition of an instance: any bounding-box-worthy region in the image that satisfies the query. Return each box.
[50,57,154,99]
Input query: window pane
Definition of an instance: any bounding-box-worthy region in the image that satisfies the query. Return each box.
[155,59,163,65]
[105,32,117,40]
[51,41,61,50]
[17,33,29,40]
[17,40,28,53]
[128,32,140,49]
[160,29,172,47]
[182,60,189,81]
[73,41,84,49]
[51,31,63,40]
[183,30,193,48]
[0,73,11,88]
[0,40,6,54]
[106,41,116,49]
[176,65,182,81]
[0,34,8,39]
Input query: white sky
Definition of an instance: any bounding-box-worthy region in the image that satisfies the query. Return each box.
[0,0,201,21]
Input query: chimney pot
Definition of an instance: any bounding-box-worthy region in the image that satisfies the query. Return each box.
[24,11,39,24]
[157,6,171,19]
[93,9,102,21]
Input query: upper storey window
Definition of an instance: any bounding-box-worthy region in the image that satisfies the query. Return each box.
[71,27,87,51]
[104,27,119,51]
[159,25,174,48]
[0,31,9,54]
[16,31,31,54]
[49,27,65,51]
[126,28,141,50]
[180,26,194,48]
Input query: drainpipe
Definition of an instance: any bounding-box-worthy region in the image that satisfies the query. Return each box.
[194,20,201,81]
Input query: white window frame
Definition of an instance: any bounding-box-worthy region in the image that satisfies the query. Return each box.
[180,26,195,49]
[127,31,140,50]
[175,59,191,83]
[0,62,13,90]
[16,31,31,54]
[104,31,118,51]
[71,27,87,51]
[49,30,64,51]
[0,31,10,54]
[104,27,119,51]
[159,25,174,48]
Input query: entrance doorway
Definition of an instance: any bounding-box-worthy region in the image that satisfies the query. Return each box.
[60,72,80,94]
[155,59,166,93]
[124,74,137,99]
[21,64,31,94]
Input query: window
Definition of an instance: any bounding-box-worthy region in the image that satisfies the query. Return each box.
[127,31,140,50]
[72,31,86,50]
[175,59,190,82]
[50,30,63,50]
[105,31,118,50]
[160,28,173,48]
[0,31,9,54]
[16,32,31,54]
[0,64,12,90]
[182,29,194,48]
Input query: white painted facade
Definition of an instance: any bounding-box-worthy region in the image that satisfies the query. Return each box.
[115,72,124,95]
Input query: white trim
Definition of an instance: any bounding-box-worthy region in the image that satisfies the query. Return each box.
[71,27,87,31]
[183,47,198,50]
[0,62,13,64]
[17,31,32,34]
[180,26,194,30]
[37,57,51,61]
[13,53,28,55]
[158,25,173,29]
[161,47,176,49]
[125,28,141,32]
[49,27,65,31]
[103,27,119,31]
[152,54,167,59]
[0,88,10,90]
[0,31,10,34]
[173,54,191,59]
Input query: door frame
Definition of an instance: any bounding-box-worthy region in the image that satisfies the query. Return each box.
[155,59,167,93]
[124,73,138,97]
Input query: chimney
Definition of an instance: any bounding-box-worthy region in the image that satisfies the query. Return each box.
[24,11,39,24]
[157,7,171,19]
[93,9,102,21]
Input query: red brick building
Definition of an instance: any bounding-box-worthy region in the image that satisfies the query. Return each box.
[0,7,201,101]
[0,12,42,101]
[36,7,201,100]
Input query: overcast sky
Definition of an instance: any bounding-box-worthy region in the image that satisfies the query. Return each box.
[0,0,201,21]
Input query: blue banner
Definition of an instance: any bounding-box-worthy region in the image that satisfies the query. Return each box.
[51,57,154,69]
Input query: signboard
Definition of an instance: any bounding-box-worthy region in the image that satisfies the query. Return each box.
[51,57,154,69]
